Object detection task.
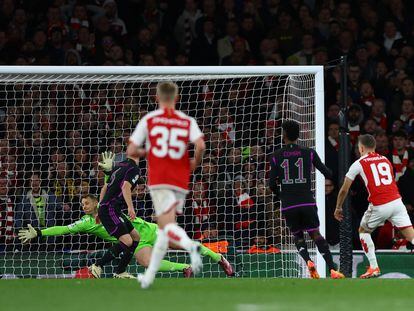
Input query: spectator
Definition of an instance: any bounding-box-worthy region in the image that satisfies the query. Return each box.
[399,99,414,129]
[49,161,77,222]
[399,158,414,223]
[327,104,340,122]
[102,0,127,38]
[348,104,364,145]
[231,177,256,247]
[375,132,390,156]
[363,118,379,135]
[326,122,340,182]
[347,63,362,102]
[383,20,402,53]
[325,178,339,247]
[174,0,202,55]
[388,130,414,181]
[0,175,14,248]
[184,180,217,240]
[269,10,301,58]
[370,98,388,131]
[217,19,249,64]
[15,173,62,229]
[287,33,315,65]
[190,18,218,65]
[359,80,375,117]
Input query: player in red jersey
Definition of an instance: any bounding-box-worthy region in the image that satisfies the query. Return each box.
[129,82,206,288]
[335,134,414,278]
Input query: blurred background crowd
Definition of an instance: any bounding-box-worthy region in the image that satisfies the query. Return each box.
[0,0,413,253]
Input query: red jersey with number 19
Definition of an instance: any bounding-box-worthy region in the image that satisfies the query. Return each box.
[129,108,203,193]
[345,152,401,206]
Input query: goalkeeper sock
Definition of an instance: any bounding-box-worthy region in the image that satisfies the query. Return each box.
[96,244,123,267]
[164,223,195,252]
[159,260,189,272]
[359,232,378,269]
[314,236,336,270]
[145,229,169,277]
[115,241,138,274]
[294,233,311,263]
[200,244,221,263]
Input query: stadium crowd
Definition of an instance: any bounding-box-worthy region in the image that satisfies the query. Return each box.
[0,0,413,253]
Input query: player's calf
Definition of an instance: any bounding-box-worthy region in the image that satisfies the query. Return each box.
[115,240,139,274]
[309,230,338,273]
[293,232,312,263]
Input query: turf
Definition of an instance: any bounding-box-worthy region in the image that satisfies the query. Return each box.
[1,278,411,311]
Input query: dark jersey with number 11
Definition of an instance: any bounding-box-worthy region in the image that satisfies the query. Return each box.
[269,144,332,208]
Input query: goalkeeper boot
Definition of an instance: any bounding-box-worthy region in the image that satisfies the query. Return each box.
[218,255,235,277]
[183,266,193,278]
[360,267,380,279]
[88,264,102,279]
[113,272,135,279]
[307,260,320,279]
[189,243,203,275]
[330,269,345,279]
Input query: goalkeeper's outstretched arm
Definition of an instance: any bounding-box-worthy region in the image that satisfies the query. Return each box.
[18,221,86,243]
[18,195,99,243]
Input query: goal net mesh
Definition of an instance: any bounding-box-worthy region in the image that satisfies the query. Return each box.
[0,72,317,279]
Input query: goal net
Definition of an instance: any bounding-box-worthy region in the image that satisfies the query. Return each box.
[0,66,325,279]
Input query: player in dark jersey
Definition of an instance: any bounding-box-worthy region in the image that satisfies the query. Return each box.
[97,145,141,278]
[269,120,344,279]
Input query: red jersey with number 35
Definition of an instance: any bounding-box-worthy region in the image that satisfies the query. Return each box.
[129,108,203,192]
[345,152,401,206]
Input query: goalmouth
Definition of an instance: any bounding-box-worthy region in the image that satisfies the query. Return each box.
[0,65,325,278]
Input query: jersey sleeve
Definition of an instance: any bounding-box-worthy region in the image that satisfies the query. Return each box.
[130,117,148,147]
[189,117,203,143]
[66,217,91,234]
[310,149,333,179]
[40,218,90,237]
[124,167,140,186]
[345,160,362,181]
[41,226,72,237]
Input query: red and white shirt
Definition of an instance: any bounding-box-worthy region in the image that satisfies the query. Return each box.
[130,108,203,192]
[346,152,401,206]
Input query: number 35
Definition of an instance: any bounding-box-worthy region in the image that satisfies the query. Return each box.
[150,126,187,159]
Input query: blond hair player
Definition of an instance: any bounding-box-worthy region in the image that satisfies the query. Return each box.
[129,82,206,288]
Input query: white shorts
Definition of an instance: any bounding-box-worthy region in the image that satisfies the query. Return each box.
[149,189,187,217]
[360,198,412,232]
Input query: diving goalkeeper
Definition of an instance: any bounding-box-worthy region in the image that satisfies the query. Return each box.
[18,194,235,278]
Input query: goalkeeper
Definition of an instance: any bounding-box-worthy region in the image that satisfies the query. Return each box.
[18,153,234,278]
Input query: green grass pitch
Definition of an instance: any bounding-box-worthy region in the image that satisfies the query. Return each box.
[2,278,411,311]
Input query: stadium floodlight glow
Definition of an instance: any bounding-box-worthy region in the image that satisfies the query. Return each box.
[0,65,325,278]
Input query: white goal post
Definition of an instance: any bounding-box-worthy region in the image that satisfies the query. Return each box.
[0,65,325,278]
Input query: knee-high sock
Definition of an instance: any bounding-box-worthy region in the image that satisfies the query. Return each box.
[294,232,311,263]
[145,229,169,277]
[115,241,138,274]
[96,244,123,267]
[159,260,189,272]
[200,245,221,263]
[314,236,336,270]
[359,232,378,269]
[164,223,195,252]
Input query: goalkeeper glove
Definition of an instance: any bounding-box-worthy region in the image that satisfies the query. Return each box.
[98,151,115,183]
[18,224,42,244]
